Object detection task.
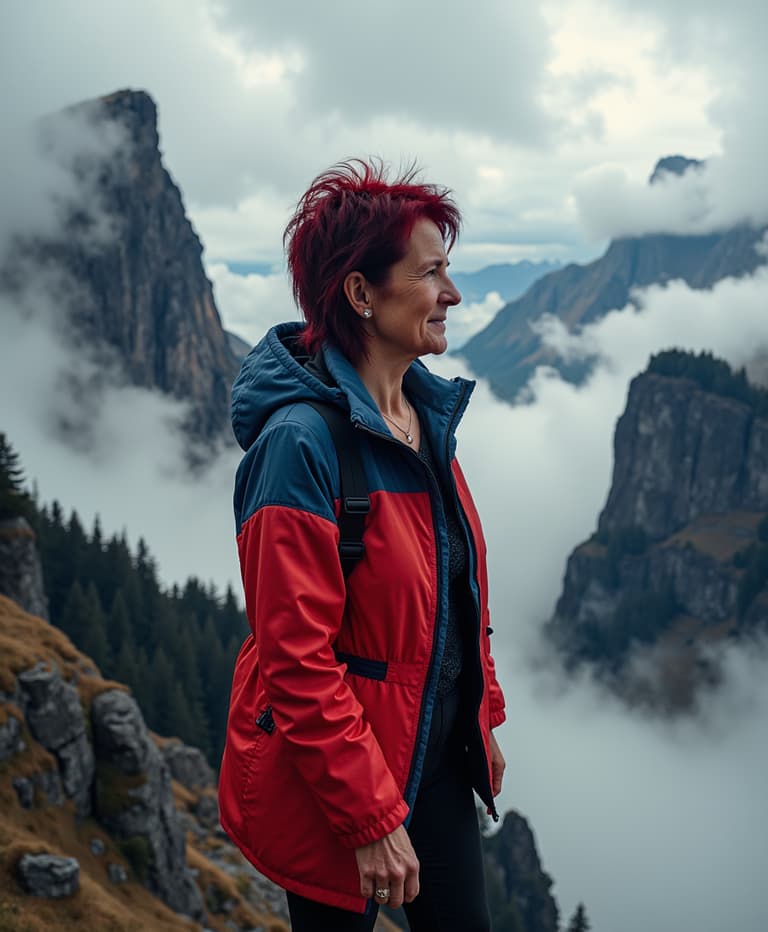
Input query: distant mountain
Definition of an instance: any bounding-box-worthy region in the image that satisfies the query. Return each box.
[451,260,562,304]
[4,89,239,453]
[547,350,768,707]
[459,157,767,402]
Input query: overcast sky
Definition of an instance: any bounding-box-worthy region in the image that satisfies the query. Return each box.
[2,3,768,931]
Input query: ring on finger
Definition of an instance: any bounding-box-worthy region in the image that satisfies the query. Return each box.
[375,887,391,900]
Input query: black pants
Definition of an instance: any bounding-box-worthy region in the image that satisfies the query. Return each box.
[286,688,491,931]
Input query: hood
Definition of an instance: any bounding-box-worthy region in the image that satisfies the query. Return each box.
[231,321,476,452]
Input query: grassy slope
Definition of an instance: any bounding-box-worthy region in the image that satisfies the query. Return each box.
[0,595,288,932]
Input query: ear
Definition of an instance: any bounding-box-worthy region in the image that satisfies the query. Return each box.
[343,271,372,317]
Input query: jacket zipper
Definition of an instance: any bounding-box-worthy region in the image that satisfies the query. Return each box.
[353,382,497,818]
[353,421,445,812]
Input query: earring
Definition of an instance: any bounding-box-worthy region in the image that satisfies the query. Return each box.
[362,308,372,318]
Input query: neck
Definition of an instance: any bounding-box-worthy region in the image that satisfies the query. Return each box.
[354,347,414,419]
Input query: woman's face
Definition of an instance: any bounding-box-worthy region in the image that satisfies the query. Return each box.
[365,218,461,361]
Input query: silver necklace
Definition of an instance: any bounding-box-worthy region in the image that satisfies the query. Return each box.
[381,396,414,444]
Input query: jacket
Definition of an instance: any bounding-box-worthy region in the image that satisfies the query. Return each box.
[218,321,506,913]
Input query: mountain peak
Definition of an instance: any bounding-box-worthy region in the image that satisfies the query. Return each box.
[649,155,703,185]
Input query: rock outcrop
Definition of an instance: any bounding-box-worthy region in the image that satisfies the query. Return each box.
[0,518,48,620]
[548,356,768,702]
[18,661,94,818]
[483,810,560,932]
[161,737,215,790]
[91,689,205,920]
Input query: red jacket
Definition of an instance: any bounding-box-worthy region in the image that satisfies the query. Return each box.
[219,324,506,913]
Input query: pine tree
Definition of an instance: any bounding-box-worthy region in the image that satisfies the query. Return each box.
[113,638,140,691]
[80,582,110,671]
[567,902,590,932]
[107,590,133,658]
[134,537,162,651]
[0,433,33,521]
[59,580,89,643]
[220,583,248,643]
[148,647,176,736]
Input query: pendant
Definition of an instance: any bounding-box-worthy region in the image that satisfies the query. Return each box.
[406,434,414,444]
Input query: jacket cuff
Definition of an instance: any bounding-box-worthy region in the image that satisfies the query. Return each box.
[336,798,410,850]
[490,707,506,729]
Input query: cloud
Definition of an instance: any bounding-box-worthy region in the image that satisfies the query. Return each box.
[1,276,242,592]
[210,0,553,144]
[574,157,768,240]
[206,261,297,346]
[445,292,505,351]
[572,0,768,239]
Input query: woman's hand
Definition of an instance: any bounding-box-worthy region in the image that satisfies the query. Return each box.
[490,730,506,796]
[354,824,420,910]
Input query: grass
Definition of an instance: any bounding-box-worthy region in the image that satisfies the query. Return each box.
[0,595,293,931]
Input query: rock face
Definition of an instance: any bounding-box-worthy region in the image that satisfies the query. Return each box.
[599,374,768,539]
[460,158,766,403]
[548,361,768,699]
[91,689,205,920]
[25,89,239,450]
[161,737,215,790]
[18,661,94,818]
[483,810,559,932]
[0,518,48,620]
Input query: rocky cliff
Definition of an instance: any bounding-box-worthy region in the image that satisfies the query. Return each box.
[460,157,767,402]
[0,517,48,621]
[9,89,239,453]
[483,810,560,932]
[548,353,768,705]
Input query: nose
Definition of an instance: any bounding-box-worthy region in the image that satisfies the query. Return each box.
[442,274,461,307]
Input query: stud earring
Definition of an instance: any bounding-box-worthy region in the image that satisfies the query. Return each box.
[362,308,372,318]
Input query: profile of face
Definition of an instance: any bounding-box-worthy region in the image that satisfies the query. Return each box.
[350,218,462,362]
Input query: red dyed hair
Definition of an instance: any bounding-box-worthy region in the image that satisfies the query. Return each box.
[284,158,462,364]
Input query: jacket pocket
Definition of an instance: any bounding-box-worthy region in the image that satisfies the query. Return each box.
[334,650,388,681]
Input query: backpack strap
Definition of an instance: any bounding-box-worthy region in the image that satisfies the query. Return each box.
[304,401,369,578]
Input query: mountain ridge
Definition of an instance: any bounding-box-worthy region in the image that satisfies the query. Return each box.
[459,156,767,402]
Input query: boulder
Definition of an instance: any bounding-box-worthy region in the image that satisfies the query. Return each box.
[17,854,80,898]
[107,862,129,884]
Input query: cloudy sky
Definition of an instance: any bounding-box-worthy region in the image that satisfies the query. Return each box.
[2,2,768,930]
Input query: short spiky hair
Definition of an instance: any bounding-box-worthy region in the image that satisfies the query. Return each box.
[284,158,461,364]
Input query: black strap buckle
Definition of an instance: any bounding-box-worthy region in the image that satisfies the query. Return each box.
[339,540,365,561]
[343,496,370,515]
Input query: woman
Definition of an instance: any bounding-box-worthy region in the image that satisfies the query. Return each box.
[219,160,506,931]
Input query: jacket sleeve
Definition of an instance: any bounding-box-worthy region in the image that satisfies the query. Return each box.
[236,412,409,848]
[486,623,506,729]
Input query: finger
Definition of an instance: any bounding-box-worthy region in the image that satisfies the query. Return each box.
[404,864,420,903]
[388,876,405,910]
[374,875,392,907]
[359,869,374,900]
